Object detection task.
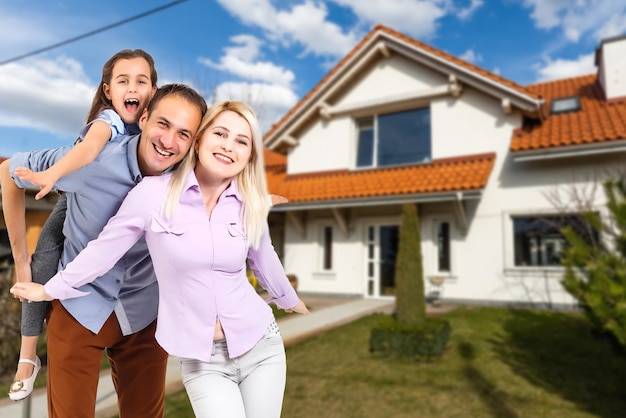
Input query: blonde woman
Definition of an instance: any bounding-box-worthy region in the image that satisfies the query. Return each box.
[12,100,310,418]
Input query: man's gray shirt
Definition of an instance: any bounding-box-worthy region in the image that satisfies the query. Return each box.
[10,135,158,335]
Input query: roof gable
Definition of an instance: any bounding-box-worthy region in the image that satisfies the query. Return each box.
[265,24,544,151]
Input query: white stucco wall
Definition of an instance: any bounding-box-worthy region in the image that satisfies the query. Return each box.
[287,55,447,175]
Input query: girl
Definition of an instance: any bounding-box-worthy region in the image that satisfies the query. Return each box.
[8,49,157,401]
[11,101,310,418]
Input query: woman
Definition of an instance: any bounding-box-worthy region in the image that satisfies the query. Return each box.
[11,100,310,418]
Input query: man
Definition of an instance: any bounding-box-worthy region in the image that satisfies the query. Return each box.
[0,83,206,417]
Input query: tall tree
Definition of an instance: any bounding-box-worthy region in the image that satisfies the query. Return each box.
[395,203,426,325]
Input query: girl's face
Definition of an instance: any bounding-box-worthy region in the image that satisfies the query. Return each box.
[194,110,253,182]
[103,57,156,125]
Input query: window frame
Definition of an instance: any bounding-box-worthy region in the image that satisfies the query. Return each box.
[507,212,600,269]
[550,95,581,115]
[354,106,432,169]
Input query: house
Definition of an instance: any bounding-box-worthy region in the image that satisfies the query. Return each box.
[263,25,626,308]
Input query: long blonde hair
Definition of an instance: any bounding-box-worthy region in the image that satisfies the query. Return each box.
[164,100,269,249]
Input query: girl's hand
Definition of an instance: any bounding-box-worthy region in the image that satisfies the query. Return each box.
[14,167,56,200]
[10,282,53,302]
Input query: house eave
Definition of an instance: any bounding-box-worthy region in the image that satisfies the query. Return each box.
[270,190,483,212]
[512,139,626,162]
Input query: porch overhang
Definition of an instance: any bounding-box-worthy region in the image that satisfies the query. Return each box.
[272,190,481,238]
[270,190,483,212]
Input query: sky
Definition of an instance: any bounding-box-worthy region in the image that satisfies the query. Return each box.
[1,0,625,158]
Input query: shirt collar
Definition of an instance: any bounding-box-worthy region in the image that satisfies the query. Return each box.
[126,134,143,184]
[183,170,243,202]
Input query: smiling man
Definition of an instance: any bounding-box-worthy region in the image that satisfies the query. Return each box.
[0,83,206,418]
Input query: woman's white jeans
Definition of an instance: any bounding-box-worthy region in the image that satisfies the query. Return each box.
[179,322,287,418]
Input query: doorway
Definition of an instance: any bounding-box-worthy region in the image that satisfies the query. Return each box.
[365,224,399,297]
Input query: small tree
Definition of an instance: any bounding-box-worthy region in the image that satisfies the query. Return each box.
[369,203,450,361]
[395,203,426,325]
[561,178,626,347]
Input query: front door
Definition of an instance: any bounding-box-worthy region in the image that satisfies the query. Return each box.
[365,224,399,298]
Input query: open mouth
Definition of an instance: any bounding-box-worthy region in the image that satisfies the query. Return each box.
[125,99,140,113]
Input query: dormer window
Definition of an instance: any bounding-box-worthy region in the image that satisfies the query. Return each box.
[550,96,581,114]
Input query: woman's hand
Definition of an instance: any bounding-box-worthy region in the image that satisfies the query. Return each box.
[10,282,53,302]
[284,299,310,315]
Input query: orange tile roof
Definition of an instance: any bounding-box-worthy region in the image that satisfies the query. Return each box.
[512,74,626,151]
[263,149,286,168]
[265,24,539,141]
[265,153,495,203]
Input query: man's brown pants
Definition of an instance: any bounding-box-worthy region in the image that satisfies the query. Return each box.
[45,300,168,418]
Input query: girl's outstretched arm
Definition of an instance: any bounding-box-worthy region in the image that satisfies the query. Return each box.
[16,121,112,200]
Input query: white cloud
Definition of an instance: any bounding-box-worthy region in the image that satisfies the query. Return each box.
[224,34,264,62]
[521,0,626,43]
[216,0,359,58]
[534,52,596,82]
[198,35,296,88]
[0,9,60,61]
[274,2,360,57]
[211,81,299,134]
[331,0,448,39]
[456,0,484,21]
[196,30,301,133]
[0,56,93,135]
[459,49,482,63]
[593,11,626,41]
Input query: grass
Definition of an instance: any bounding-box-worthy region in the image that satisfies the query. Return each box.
[163,306,626,418]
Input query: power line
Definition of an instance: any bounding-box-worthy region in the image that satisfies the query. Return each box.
[0,0,188,66]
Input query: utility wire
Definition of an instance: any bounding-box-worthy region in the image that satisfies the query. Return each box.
[0,0,188,66]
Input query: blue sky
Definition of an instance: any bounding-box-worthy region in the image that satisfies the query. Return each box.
[1,0,625,158]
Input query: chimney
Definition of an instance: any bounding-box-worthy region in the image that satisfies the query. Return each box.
[595,34,626,100]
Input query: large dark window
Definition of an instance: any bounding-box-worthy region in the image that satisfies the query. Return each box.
[513,214,598,267]
[356,107,431,168]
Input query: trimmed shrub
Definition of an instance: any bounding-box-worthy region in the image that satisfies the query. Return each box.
[370,314,451,362]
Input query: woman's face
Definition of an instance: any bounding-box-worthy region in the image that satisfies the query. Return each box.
[195,110,252,181]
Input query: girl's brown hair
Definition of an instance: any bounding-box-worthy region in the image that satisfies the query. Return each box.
[84,49,157,124]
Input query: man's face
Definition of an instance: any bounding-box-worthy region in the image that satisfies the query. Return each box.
[137,95,202,176]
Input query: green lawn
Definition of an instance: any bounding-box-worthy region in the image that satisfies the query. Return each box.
[164,306,626,418]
